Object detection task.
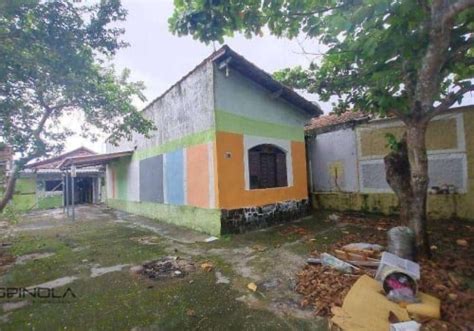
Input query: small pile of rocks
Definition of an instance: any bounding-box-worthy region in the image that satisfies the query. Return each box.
[137,256,196,280]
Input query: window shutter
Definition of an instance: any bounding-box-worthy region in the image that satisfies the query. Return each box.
[249,151,260,189]
[276,153,288,186]
[248,144,287,189]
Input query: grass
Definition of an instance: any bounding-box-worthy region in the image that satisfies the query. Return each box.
[0,210,330,331]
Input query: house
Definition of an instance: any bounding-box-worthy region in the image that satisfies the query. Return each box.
[105,45,322,235]
[306,105,474,220]
[13,147,105,211]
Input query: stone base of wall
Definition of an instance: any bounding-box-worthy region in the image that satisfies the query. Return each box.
[221,199,310,234]
[312,192,474,220]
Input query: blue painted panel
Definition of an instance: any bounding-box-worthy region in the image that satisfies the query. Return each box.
[139,155,164,203]
[165,150,185,205]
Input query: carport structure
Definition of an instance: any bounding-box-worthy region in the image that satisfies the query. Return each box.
[58,150,133,220]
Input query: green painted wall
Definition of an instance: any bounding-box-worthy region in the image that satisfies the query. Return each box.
[215,110,304,141]
[11,194,36,211]
[16,177,36,194]
[132,129,216,161]
[312,192,474,220]
[107,199,222,236]
[11,177,64,211]
[214,67,310,128]
[114,158,129,201]
[38,195,63,210]
[11,177,36,211]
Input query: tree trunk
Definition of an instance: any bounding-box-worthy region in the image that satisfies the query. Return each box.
[0,164,19,212]
[384,134,412,226]
[406,121,431,258]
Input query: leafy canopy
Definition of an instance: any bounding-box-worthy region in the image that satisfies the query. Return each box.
[169,0,473,118]
[0,0,154,164]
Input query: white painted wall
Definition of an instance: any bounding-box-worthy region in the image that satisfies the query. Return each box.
[309,128,359,192]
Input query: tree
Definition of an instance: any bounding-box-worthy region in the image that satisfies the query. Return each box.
[169,0,474,257]
[0,0,154,212]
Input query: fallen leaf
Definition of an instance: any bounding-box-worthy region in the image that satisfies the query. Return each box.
[200,262,213,272]
[247,282,257,292]
[456,239,468,247]
[252,244,267,252]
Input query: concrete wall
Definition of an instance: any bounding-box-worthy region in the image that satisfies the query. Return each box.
[106,62,220,234]
[309,128,359,192]
[11,175,63,211]
[107,62,215,155]
[35,175,64,210]
[213,67,311,213]
[309,106,474,220]
[106,61,314,234]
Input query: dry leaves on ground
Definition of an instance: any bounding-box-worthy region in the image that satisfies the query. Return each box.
[296,214,474,330]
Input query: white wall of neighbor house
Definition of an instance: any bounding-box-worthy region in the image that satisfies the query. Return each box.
[309,128,359,192]
[308,111,469,194]
[356,112,467,193]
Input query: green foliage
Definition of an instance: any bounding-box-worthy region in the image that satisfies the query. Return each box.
[385,133,401,152]
[169,0,474,117]
[0,0,154,166]
[0,204,21,224]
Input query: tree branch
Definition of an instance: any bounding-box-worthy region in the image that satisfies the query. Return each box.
[443,0,474,25]
[414,1,455,111]
[388,108,409,124]
[428,84,474,119]
[288,4,347,16]
[445,38,474,65]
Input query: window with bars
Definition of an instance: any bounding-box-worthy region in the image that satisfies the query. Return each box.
[248,144,288,189]
[45,180,63,192]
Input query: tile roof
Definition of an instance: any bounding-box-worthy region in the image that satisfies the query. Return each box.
[26,147,97,170]
[305,111,368,131]
[141,45,323,118]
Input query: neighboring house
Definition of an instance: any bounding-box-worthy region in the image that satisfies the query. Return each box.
[13,147,105,211]
[306,105,474,220]
[105,45,322,235]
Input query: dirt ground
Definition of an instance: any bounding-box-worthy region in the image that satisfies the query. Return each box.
[0,205,338,330]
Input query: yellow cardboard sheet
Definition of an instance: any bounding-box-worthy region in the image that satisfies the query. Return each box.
[407,292,441,320]
[331,275,440,331]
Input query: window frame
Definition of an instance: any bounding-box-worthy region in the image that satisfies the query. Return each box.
[243,136,293,191]
[44,179,63,192]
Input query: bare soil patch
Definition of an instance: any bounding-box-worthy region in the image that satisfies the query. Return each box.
[136,256,196,280]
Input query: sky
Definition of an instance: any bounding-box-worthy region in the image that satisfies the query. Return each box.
[63,0,327,153]
[63,0,473,154]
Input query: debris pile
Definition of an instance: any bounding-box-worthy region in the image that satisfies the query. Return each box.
[138,256,196,280]
[296,214,474,329]
[297,264,362,316]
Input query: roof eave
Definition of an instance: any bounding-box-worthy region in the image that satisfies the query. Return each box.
[212,46,323,117]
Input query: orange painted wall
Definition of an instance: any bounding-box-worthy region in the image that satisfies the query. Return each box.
[186,143,210,208]
[215,131,308,209]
